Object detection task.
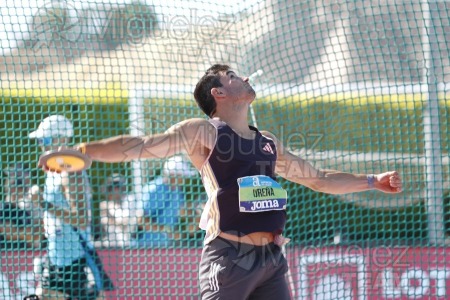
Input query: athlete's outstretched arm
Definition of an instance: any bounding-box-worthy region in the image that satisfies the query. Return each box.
[75,128,180,163]
[261,131,402,195]
[57,118,214,164]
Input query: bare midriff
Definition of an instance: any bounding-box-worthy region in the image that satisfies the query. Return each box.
[218,231,274,246]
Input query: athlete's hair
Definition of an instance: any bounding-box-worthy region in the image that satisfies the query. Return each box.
[194,64,231,117]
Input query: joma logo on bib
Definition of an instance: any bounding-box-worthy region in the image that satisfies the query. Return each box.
[250,199,280,211]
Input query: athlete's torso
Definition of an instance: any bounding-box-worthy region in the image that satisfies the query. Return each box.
[199,119,287,243]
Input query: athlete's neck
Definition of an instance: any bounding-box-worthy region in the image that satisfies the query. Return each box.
[211,116,256,139]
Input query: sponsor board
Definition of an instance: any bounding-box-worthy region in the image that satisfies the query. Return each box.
[1,247,449,299]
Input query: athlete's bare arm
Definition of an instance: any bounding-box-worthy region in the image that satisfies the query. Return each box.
[34,119,216,230]
[73,118,216,170]
[262,131,402,194]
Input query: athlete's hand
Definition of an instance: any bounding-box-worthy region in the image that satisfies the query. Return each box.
[374,171,402,194]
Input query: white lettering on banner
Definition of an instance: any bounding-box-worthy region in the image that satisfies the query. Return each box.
[400,269,430,297]
[298,253,367,300]
[298,250,450,300]
[382,268,402,298]
[429,269,449,298]
[314,275,353,300]
[382,267,450,299]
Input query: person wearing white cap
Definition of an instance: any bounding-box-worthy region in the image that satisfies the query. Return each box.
[132,155,197,248]
[28,115,114,300]
[28,115,74,145]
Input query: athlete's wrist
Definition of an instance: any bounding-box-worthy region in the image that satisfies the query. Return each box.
[367,174,376,189]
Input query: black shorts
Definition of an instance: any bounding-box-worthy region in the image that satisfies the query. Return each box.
[42,257,93,300]
[199,237,291,300]
[42,249,114,300]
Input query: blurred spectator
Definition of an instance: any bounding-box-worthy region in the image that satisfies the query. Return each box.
[1,163,45,250]
[132,155,197,247]
[96,173,139,248]
[29,115,114,300]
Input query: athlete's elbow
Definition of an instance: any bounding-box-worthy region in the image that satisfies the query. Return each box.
[305,179,345,195]
[299,178,325,192]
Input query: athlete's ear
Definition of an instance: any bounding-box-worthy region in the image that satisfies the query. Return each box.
[211,87,225,99]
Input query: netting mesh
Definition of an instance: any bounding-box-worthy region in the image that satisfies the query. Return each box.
[1,0,449,299]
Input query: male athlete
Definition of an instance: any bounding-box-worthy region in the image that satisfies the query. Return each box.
[40,64,402,299]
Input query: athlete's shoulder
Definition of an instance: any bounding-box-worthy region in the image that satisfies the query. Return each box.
[259,130,278,142]
[166,118,216,150]
[172,118,213,129]
[164,118,214,135]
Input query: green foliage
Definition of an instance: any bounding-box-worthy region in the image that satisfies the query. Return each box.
[253,93,449,153]
[283,180,428,245]
[143,95,439,245]
[1,90,444,246]
[0,89,129,217]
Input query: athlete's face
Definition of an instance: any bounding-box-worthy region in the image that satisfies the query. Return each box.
[219,70,256,103]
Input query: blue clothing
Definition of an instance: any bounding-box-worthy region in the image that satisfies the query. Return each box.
[43,172,89,266]
[134,176,185,247]
[132,232,171,248]
[142,177,184,228]
[43,171,114,292]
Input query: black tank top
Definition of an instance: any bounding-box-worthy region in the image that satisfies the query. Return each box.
[201,119,287,237]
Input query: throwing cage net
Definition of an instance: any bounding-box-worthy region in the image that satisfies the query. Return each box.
[0,0,449,299]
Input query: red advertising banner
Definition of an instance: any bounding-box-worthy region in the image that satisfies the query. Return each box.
[289,246,450,300]
[1,248,201,300]
[1,247,450,299]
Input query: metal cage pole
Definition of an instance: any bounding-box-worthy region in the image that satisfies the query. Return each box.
[421,0,445,245]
